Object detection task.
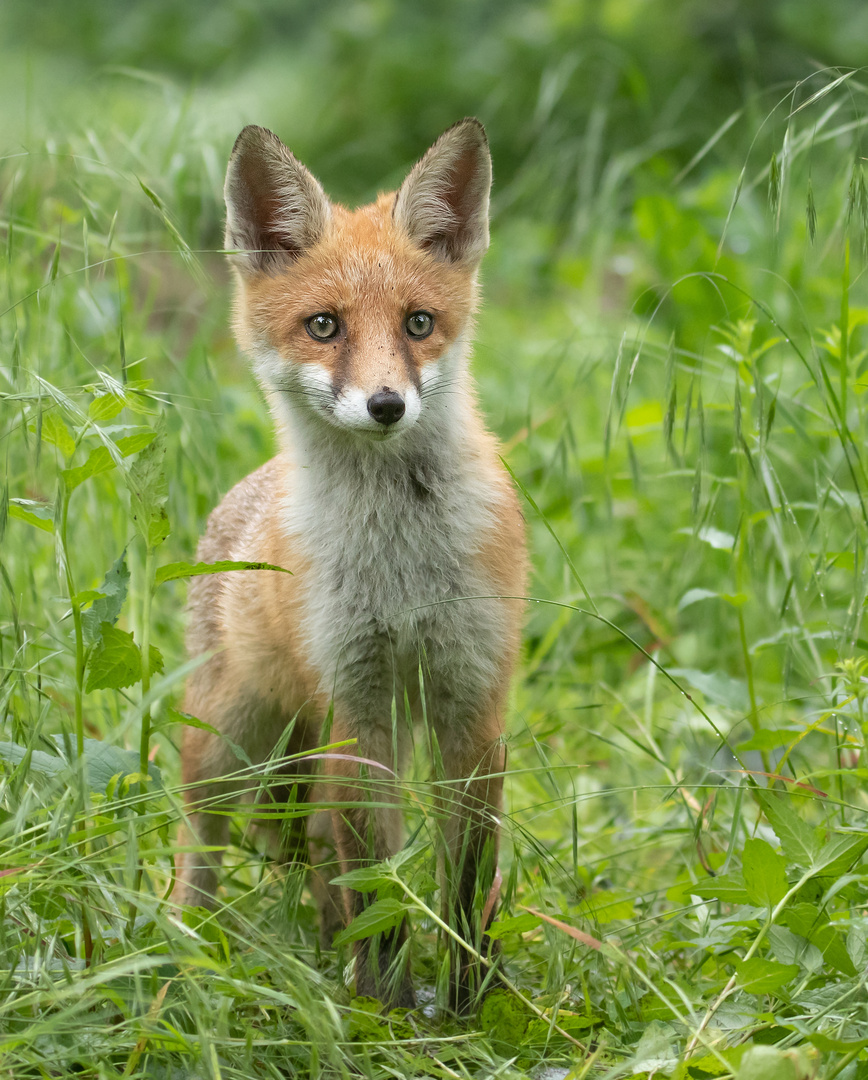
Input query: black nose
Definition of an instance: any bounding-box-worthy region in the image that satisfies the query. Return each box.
[367,389,405,426]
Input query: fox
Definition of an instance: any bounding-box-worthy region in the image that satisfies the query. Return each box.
[177,118,527,1012]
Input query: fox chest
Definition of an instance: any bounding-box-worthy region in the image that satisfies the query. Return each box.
[289,481,505,721]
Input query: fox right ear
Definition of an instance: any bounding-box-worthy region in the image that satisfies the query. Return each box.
[224,126,331,274]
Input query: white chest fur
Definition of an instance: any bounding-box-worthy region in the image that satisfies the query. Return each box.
[281,410,508,730]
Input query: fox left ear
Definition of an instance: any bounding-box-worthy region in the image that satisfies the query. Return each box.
[393,118,491,266]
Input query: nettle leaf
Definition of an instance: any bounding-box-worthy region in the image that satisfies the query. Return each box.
[755,790,821,869]
[734,956,799,995]
[126,419,169,548]
[85,624,164,692]
[743,837,789,907]
[81,553,129,647]
[155,559,292,587]
[332,898,408,946]
[8,498,53,533]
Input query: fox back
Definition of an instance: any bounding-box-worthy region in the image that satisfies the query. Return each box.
[179,119,527,1013]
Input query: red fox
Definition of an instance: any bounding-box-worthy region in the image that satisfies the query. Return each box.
[177,118,527,1012]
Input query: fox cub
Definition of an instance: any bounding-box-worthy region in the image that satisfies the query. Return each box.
[178,118,527,1011]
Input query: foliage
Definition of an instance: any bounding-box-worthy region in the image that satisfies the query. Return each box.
[3,3,868,1077]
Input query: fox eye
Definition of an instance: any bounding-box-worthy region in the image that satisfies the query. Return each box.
[405,311,434,339]
[306,313,340,340]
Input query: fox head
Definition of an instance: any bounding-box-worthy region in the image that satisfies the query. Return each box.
[223,119,491,443]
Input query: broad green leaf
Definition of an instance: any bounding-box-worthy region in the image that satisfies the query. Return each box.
[0,742,67,777]
[8,498,53,532]
[811,831,868,878]
[737,729,798,752]
[486,912,540,940]
[50,735,162,792]
[63,432,157,491]
[734,957,798,995]
[89,392,125,421]
[85,624,164,692]
[667,667,749,710]
[743,837,788,907]
[737,1045,817,1080]
[33,412,75,458]
[331,864,395,892]
[579,888,634,924]
[155,559,292,587]
[0,738,160,793]
[808,1033,868,1052]
[332,898,408,946]
[755,790,820,869]
[81,553,129,646]
[691,873,750,904]
[478,989,532,1049]
[126,419,169,548]
[783,903,857,976]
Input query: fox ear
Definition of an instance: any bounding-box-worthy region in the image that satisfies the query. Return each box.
[393,118,491,266]
[224,125,331,274]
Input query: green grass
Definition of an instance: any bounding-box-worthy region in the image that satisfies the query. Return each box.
[3,10,868,1078]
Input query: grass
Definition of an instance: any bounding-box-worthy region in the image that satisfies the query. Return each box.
[3,26,868,1080]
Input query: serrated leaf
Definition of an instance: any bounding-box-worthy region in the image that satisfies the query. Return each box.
[734,956,798,995]
[8,499,53,532]
[155,559,292,587]
[85,624,163,692]
[81,553,129,647]
[743,837,789,907]
[126,420,169,548]
[755,790,820,869]
[63,432,156,491]
[332,898,408,946]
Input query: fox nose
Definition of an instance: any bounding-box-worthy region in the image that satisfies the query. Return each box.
[367,389,406,426]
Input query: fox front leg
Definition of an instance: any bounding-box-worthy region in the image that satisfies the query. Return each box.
[437,728,505,1016]
[325,714,415,1010]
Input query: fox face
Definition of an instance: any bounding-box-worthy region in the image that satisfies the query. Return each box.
[224,120,491,441]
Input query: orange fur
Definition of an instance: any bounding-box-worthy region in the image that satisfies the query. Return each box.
[178,119,527,1013]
